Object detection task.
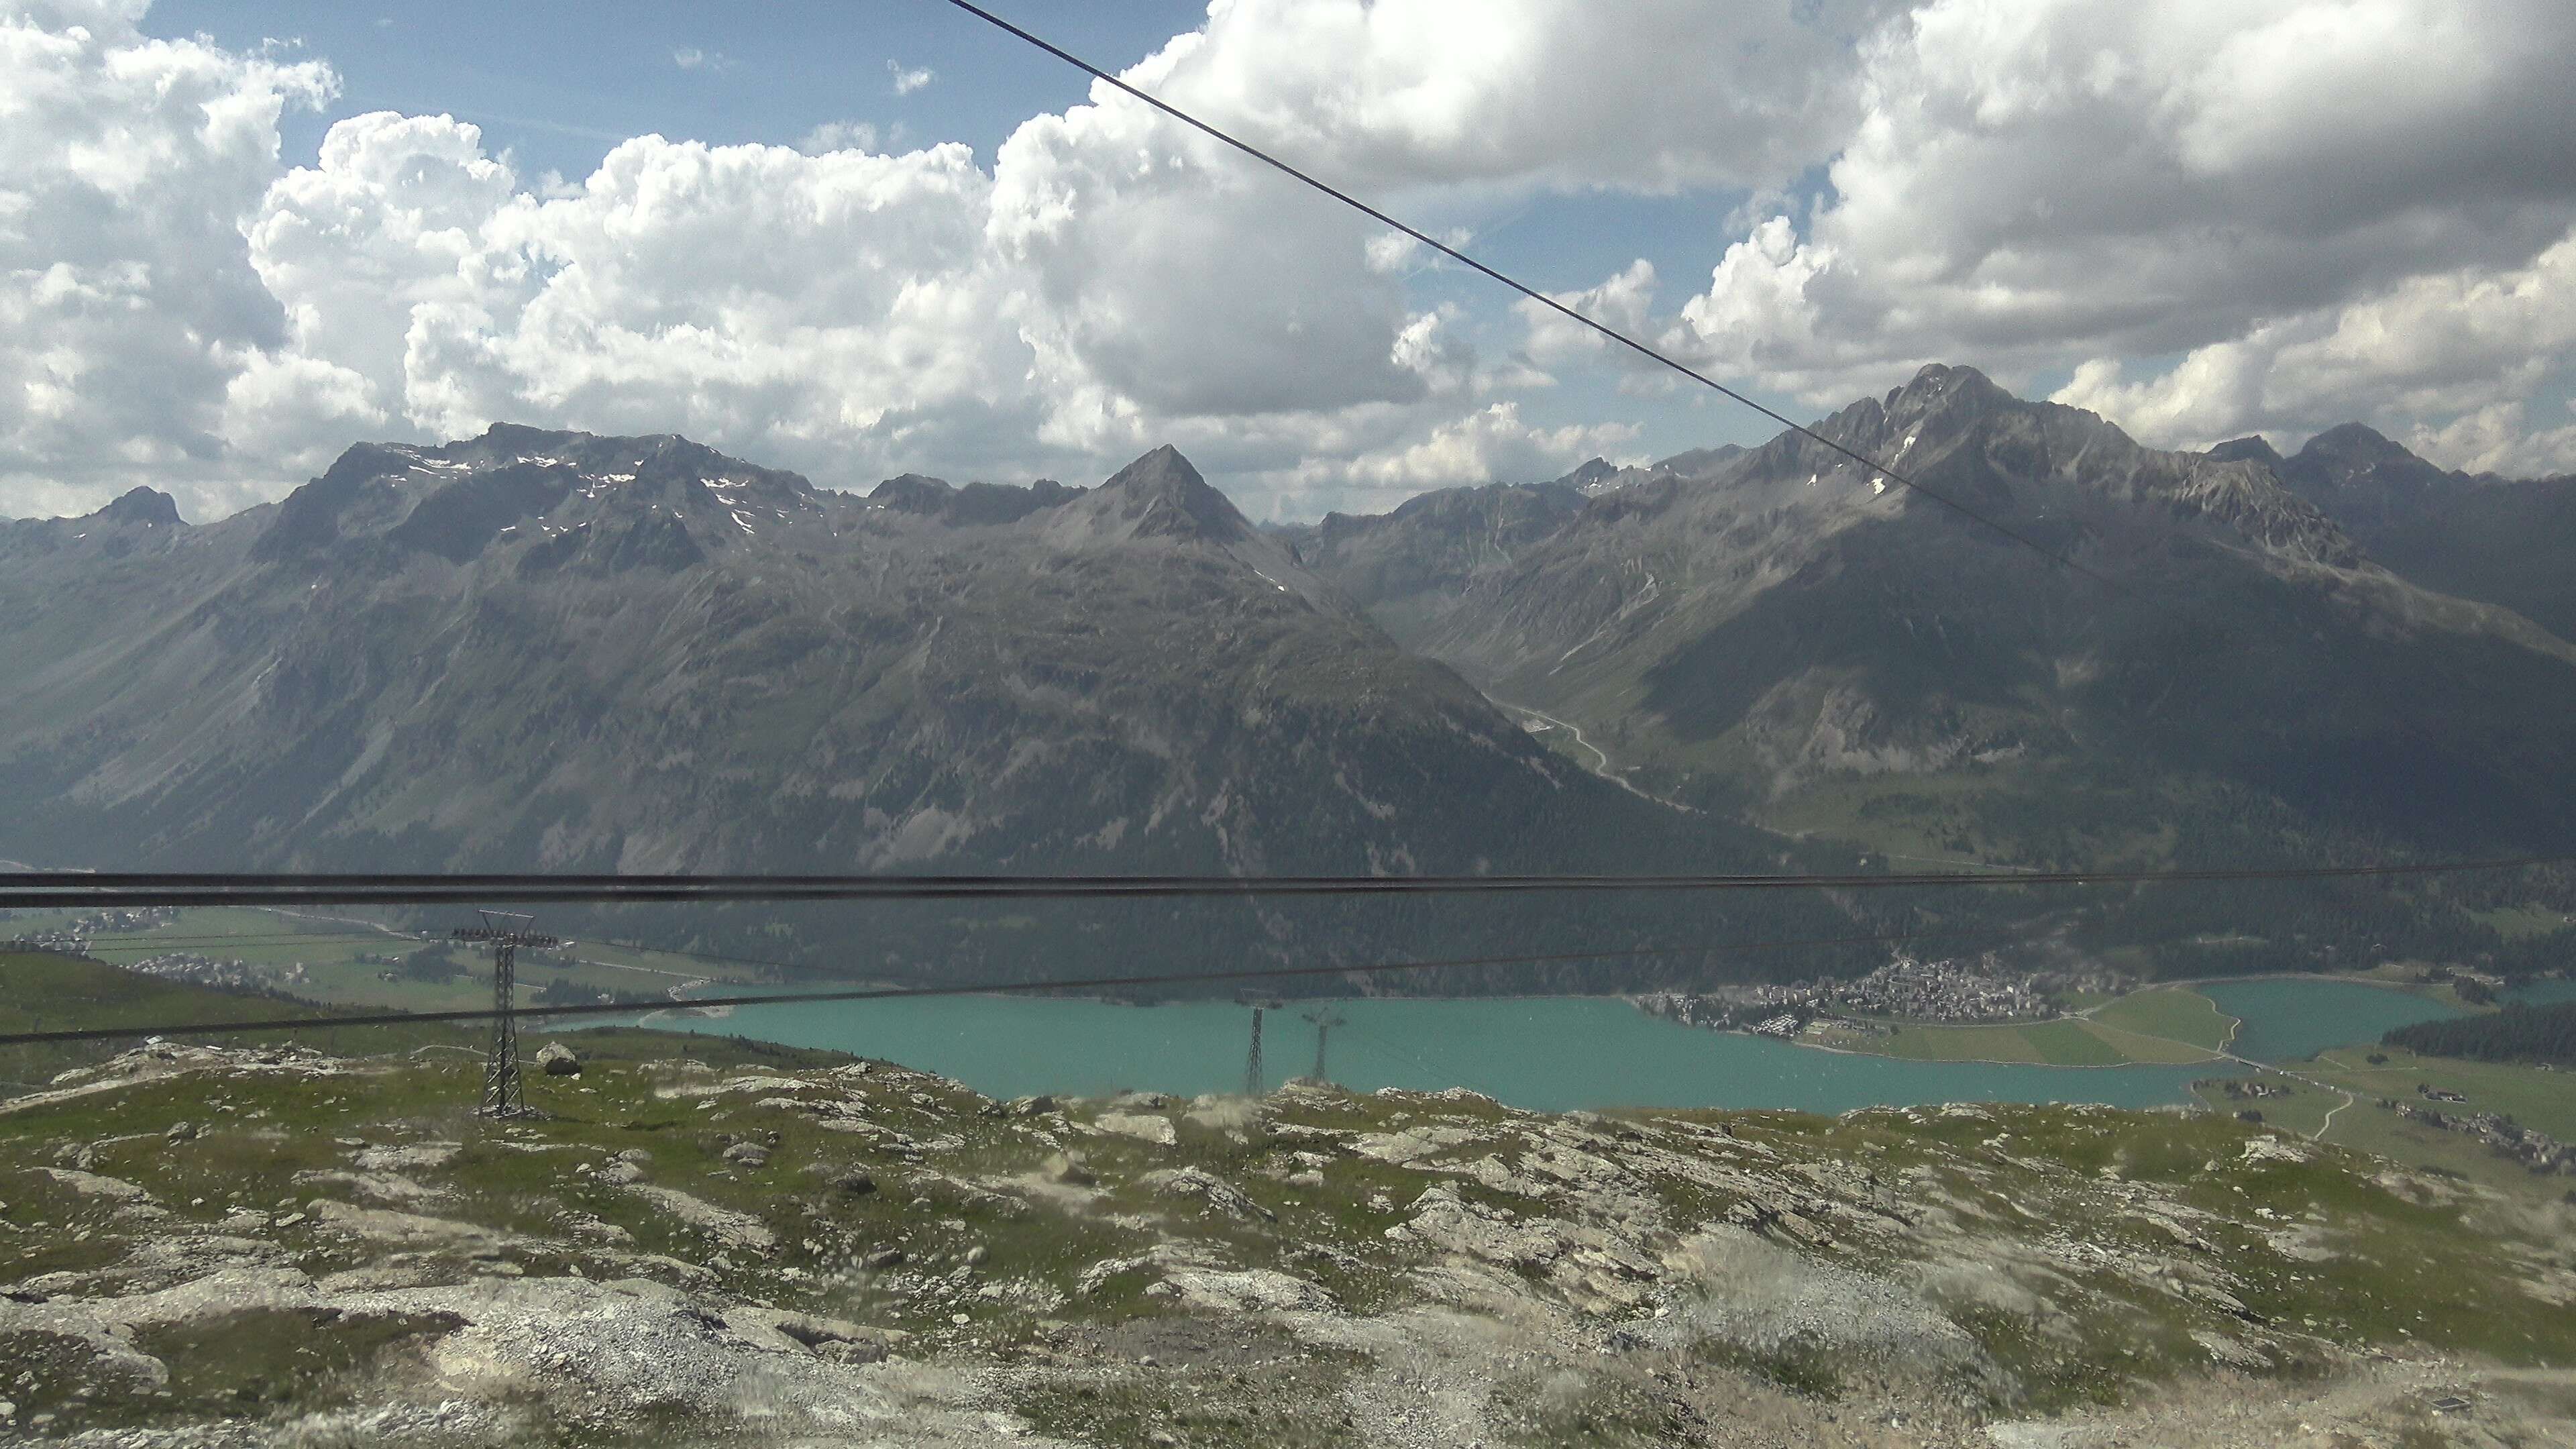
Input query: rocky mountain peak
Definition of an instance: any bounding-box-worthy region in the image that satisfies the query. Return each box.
[253,427,819,566]
[1884,362,2013,426]
[90,486,182,528]
[2298,422,2416,470]
[1078,445,1252,543]
[2206,436,2287,471]
[1100,443,1204,495]
[2271,423,2461,537]
[1554,458,1619,491]
[1789,363,2018,472]
[869,473,958,511]
[476,421,584,455]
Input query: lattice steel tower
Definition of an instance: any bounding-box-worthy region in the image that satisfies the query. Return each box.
[1244,1007,1265,1096]
[455,912,557,1119]
[1303,1009,1345,1085]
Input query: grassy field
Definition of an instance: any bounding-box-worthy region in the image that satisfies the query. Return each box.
[2088,987,2236,1051]
[2314,1097,2562,1197]
[0,947,852,1089]
[1,904,774,1018]
[2189,1075,2343,1138]
[2175,1040,2576,1201]
[0,949,479,1088]
[2184,1062,2576,1196]
[2473,904,2576,940]
[1856,1016,2142,1065]
[1752,766,2192,874]
[2063,1019,2224,1064]
[2309,1045,2576,1140]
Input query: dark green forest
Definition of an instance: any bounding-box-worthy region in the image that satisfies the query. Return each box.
[2385,1000,2576,1065]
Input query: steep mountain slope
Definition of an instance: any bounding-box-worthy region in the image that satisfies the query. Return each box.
[1278,478,1587,638]
[1,430,1629,873]
[0,429,1843,984]
[1297,366,2576,869]
[1275,449,1756,641]
[2223,426,2576,641]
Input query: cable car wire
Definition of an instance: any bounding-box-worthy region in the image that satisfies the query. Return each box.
[5,852,2567,911]
[0,924,1974,1047]
[932,0,2121,589]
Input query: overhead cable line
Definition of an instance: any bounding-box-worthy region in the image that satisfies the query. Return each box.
[4,932,414,949]
[0,925,1972,1047]
[5,853,2569,911]
[5,929,836,976]
[931,0,2120,590]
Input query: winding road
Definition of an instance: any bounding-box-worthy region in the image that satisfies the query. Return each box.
[1492,698,1699,812]
[2073,997,2358,1141]
[1511,702,1612,773]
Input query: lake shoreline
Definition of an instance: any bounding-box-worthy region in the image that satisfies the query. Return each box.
[566,971,2556,1111]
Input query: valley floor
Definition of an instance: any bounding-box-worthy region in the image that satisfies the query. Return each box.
[1790,976,2576,1194]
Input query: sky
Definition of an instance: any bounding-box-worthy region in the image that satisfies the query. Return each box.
[6,0,2576,524]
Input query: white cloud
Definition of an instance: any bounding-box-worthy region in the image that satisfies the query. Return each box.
[989,79,1426,427]
[1154,398,1638,520]
[886,59,933,96]
[1362,229,1420,276]
[11,0,1744,522]
[229,87,1560,512]
[1632,0,2576,466]
[672,46,731,72]
[2402,400,2576,477]
[1668,218,1839,374]
[1519,259,1658,368]
[13,0,2576,527]
[0,0,336,519]
[1126,0,1896,193]
[797,120,879,156]
[2051,228,2576,456]
[1333,401,1635,495]
[249,117,1043,483]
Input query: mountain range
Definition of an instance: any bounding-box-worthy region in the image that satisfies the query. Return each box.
[4,365,2571,983]
[0,426,1825,985]
[2214,425,2576,642]
[1285,366,2576,869]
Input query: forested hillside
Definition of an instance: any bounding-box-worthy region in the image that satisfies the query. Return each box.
[2386,1000,2576,1065]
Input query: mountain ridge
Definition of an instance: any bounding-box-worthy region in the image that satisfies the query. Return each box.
[2232,424,2576,640]
[1287,364,2576,877]
[0,426,1843,985]
[7,373,2573,984]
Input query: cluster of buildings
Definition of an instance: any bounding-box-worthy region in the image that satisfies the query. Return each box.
[68,906,178,932]
[1637,982,1809,1031]
[1639,951,2063,1036]
[3,906,180,956]
[1810,953,2049,1022]
[2387,1099,2575,1177]
[5,926,99,955]
[125,953,296,991]
[2207,1079,2292,1102]
[2201,1077,2294,1122]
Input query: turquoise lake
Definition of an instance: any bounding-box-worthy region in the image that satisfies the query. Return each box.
[2196,977,2469,1063]
[600,973,2563,1114]
[612,993,2210,1113]
[2507,976,2576,1007]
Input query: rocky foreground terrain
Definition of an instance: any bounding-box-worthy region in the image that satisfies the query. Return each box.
[3,1034,2573,1447]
